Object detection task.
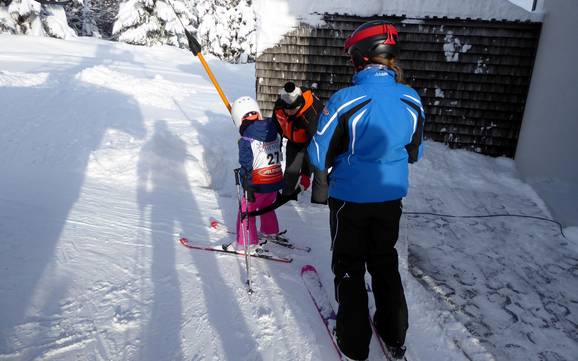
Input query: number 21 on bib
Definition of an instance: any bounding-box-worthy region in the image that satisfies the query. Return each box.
[251,136,283,185]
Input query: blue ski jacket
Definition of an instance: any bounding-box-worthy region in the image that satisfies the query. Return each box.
[307,65,425,203]
[238,117,284,194]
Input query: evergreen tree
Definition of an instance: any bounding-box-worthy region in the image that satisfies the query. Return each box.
[196,0,255,63]
[1,0,42,35]
[113,0,256,63]
[0,2,17,33]
[112,0,197,47]
[42,4,76,38]
[0,0,76,38]
[65,0,99,37]
[1,0,259,63]
[65,0,120,38]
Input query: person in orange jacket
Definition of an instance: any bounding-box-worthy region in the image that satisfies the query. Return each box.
[273,82,328,204]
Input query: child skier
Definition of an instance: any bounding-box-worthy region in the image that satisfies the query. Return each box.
[228,96,284,252]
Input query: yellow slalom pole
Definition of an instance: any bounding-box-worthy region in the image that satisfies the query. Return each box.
[196,52,232,114]
[167,1,233,116]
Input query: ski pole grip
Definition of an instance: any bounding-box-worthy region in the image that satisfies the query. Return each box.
[234,168,241,185]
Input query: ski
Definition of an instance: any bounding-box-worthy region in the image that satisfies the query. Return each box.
[301,265,347,361]
[261,232,312,253]
[366,282,409,361]
[179,236,293,263]
[209,219,311,252]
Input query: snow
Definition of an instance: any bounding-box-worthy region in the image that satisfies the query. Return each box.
[0,70,49,87]
[507,0,540,12]
[42,5,77,40]
[1,35,577,361]
[75,66,200,110]
[435,87,445,98]
[254,0,543,55]
[406,145,578,361]
[474,58,490,74]
[443,32,472,63]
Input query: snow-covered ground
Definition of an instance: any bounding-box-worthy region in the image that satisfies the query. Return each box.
[407,145,578,361]
[1,35,576,361]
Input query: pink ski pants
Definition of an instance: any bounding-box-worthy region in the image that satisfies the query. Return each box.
[236,192,279,246]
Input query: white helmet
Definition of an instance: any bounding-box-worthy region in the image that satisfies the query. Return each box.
[231,96,262,128]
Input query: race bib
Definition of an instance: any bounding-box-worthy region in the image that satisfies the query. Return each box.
[250,137,283,185]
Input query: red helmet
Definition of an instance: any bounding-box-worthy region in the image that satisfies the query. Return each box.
[344,20,399,69]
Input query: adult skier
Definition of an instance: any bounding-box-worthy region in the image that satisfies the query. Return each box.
[307,21,425,361]
[227,96,284,252]
[273,82,328,204]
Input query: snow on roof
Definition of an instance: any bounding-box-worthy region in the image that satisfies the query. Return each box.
[254,0,543,55]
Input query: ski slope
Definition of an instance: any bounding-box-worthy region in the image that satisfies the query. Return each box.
[1,35,576,361]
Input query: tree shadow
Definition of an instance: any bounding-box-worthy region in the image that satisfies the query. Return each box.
[0,41,145,354]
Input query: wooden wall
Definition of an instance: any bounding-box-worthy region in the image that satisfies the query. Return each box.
[256,14,541,157]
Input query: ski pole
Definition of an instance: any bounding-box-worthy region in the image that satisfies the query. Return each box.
[167,1,232,115]
[243,187,254,294]
[234,168,253,293]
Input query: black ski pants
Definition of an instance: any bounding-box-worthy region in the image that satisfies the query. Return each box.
[329,197,408,361]
[282,141,328,204]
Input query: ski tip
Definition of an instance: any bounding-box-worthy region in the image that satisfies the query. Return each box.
[179,237,189,245]
[301,264,317,275]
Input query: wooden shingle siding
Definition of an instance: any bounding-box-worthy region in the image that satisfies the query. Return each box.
[256,14,541,157]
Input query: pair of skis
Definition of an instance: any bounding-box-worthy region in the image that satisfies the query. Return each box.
[179,226,405,359]
[210,219,312,253]
[178,219,310,264]
[301,265,408,361]
[179,237,293,263]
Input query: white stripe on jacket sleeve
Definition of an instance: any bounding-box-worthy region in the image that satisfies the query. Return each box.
[317,95,367,135]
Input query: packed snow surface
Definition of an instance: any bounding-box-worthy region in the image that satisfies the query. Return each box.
[1,35,576,361]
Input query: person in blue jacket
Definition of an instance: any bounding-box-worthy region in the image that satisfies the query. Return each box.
[307,21,425,361]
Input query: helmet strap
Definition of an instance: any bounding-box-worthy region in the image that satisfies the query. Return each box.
[350,49,370,70]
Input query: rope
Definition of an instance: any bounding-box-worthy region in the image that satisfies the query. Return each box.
[240,189,301,220]
[403,211,567,238]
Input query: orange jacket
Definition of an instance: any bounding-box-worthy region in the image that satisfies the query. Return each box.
[274,90,323,144]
